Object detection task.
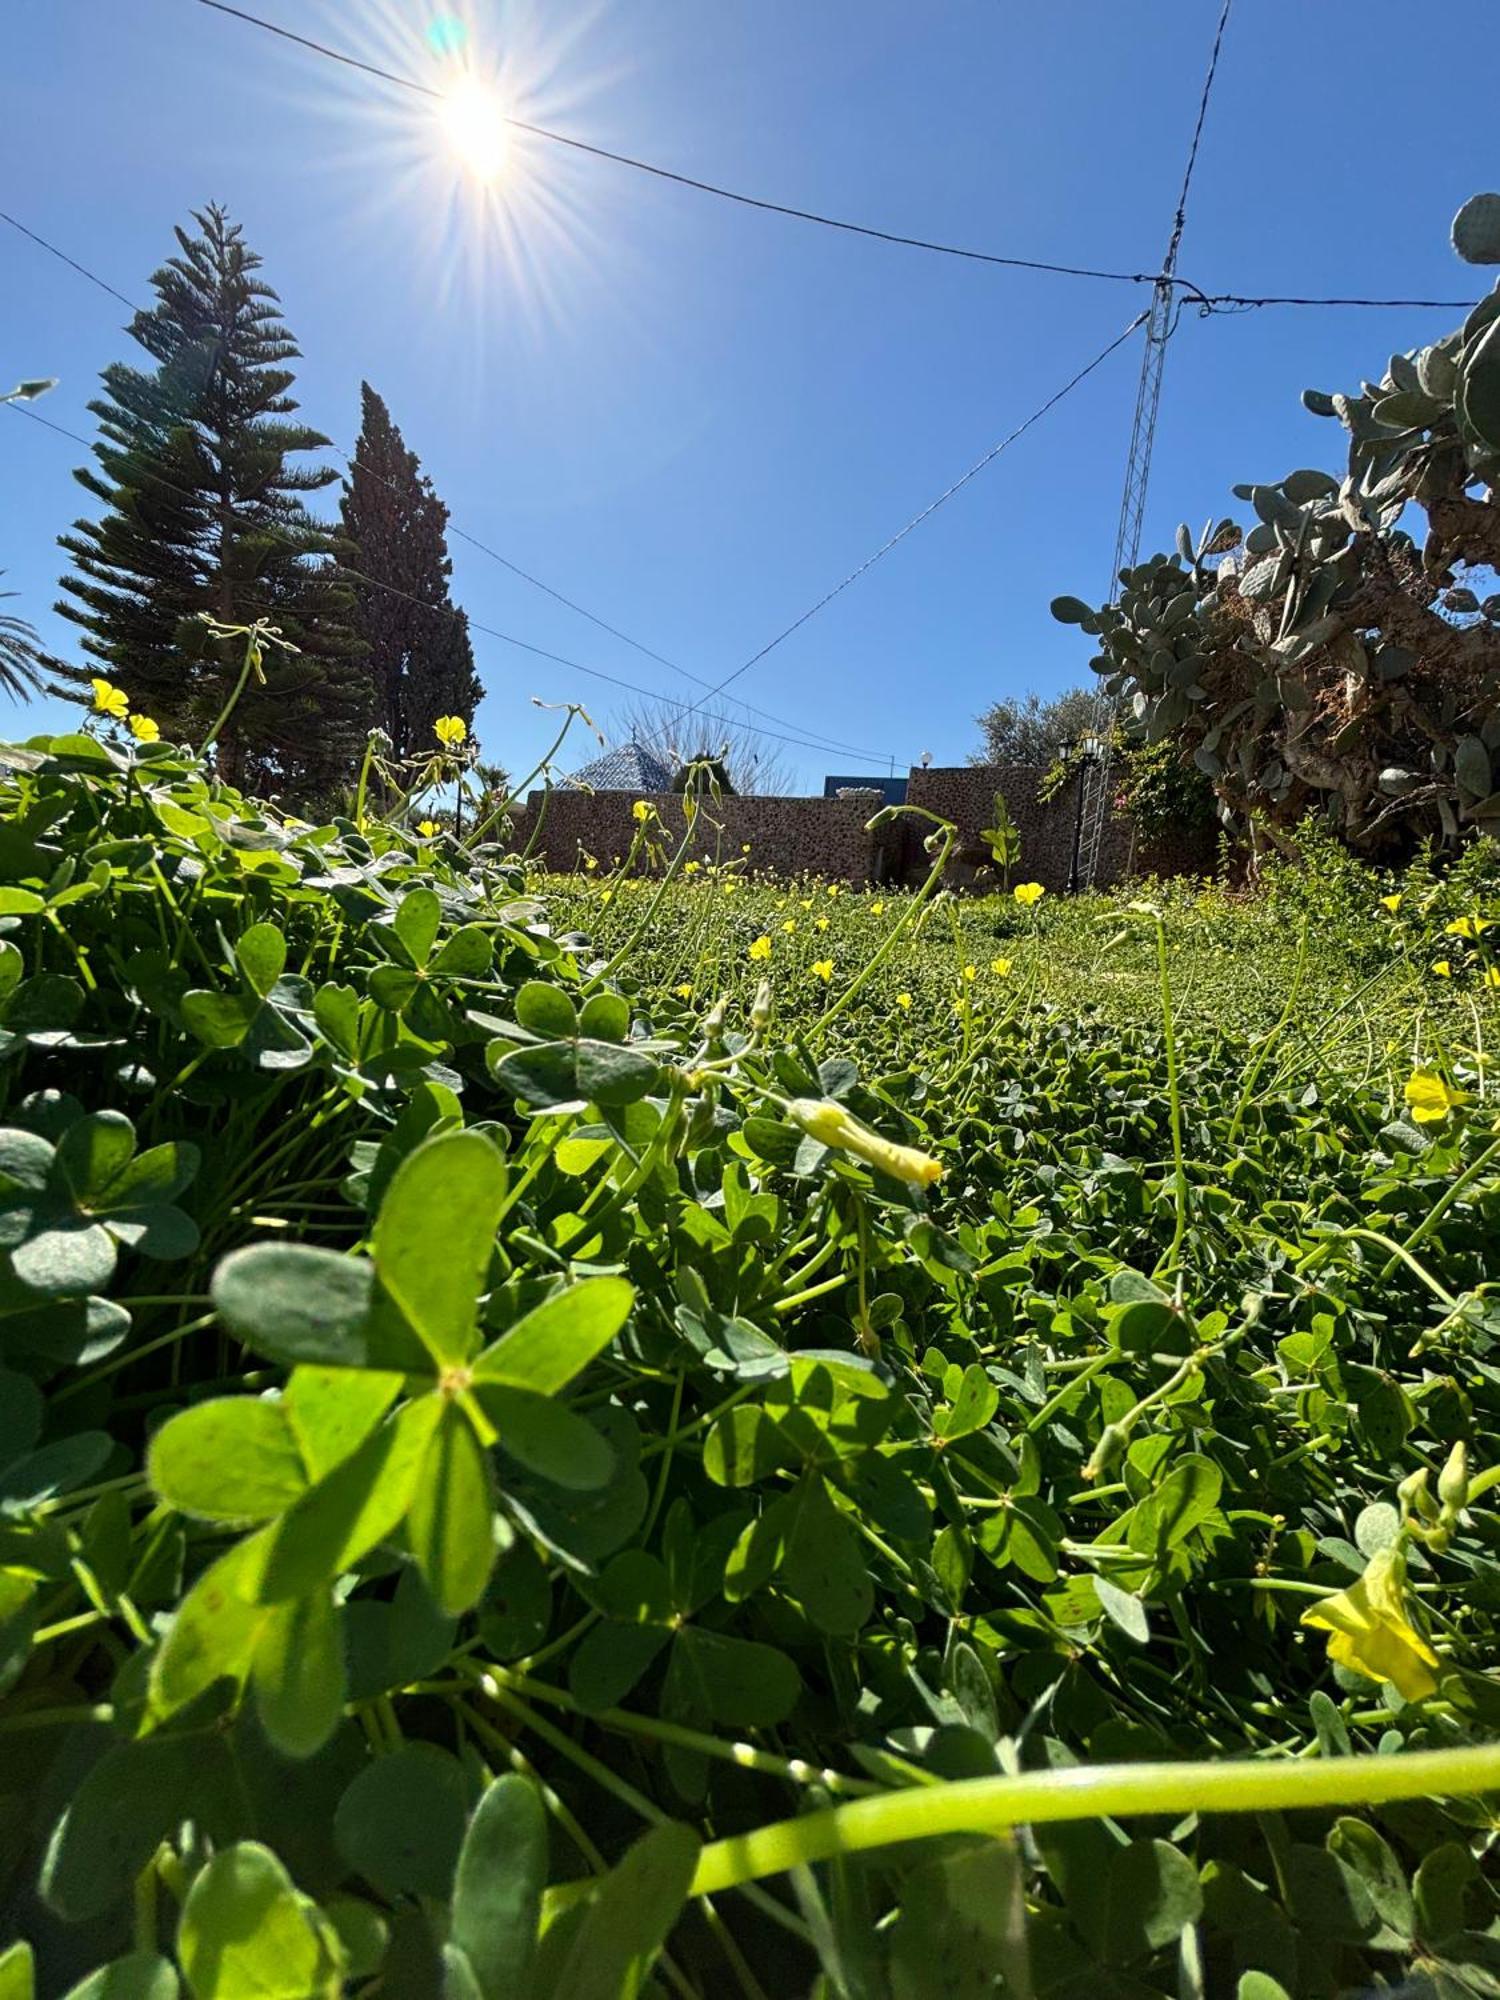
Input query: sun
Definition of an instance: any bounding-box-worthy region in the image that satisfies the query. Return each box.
[439,77,511,184]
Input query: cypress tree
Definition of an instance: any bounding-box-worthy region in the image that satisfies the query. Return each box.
[338,383,482,762]
[55,204,368,799]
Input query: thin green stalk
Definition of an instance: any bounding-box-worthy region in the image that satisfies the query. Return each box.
[584,813,702,994]
[0,1703,113,1734]
[472,1664,880,1796]
[1299,1226,1458,1311]
[772,1271,848,1315]
[1150,912,1190,1288]
[684,1741,1500,1897]
[807,811,956,1043]
[202,624,265,762]
[1381,1131,1500,1280]
[1226,921,1307,1145]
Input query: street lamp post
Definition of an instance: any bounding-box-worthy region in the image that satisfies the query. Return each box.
[1066,732,1105,895]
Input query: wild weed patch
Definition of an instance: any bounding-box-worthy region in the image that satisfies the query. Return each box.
[1,740,1498,1997]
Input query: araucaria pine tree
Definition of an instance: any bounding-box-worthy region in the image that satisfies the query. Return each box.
[55,205,369,800]
[338,383,482,762]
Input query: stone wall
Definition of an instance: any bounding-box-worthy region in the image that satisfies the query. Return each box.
[903,764,1215,891]
[509,788,904,884]
[510,764,1216,890]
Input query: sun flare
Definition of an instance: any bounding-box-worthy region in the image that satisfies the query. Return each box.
[439,77,511,183]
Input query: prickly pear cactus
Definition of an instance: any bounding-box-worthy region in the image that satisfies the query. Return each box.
[1055,198,1500,853]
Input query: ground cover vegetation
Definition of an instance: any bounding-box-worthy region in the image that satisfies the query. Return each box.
[0,684,1498,1998]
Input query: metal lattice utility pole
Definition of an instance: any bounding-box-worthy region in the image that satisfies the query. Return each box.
[1075,275,1175,890]
[1076,0,1233,890]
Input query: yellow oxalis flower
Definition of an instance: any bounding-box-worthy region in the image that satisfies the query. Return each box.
[871,900,885,915]
[962,964,977,983]
[800,898,813,910]
[1014,882,1045,907]
[722,882,739,897]
[433,715,467,748]
[741,843,751,854]
[1445,915,1493,939]
[1300,1548,1439,1702]
[811,959,834,982]
[417,820,439,838]
[991,956,1012,977]
[127,714,160,743]
[781,919,798,934]
[1432,961,1452,978]
[815,917,830,932]
[1405,1069,1463,1124]
[827,884,840,898]
[90,678,129,720]
[675,983,693,999]
[787,1098,941,1187]
[1379,894,1402,914]
[630,800,653,824]
[748,935,772,962]
[896,993,912,1010]
[683,860,701,874]
[599,889,613,905]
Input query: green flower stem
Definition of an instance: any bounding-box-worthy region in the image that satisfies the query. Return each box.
[807,812,956,1044]
[584,814,701,995]
[478,1682,796,1989]
[470,1665,880,1797]
[1149,911,1190,1288]
[515,780,551,865]
[772,1271,849,1316]
[202,624,264,762]
[1226,921,1308,1146]
[638,1371,685,1544]
[1024,1351,1114,1436]
[52,1314,219,1405]
[0,1703,113,1734]
[684,1742,1500,1898]
[459,1699,608,1877]
[1381,1131,1500,1280]
[468,704,586,848]
[1206,1576,1327,1597]
[1299,1226,1458,1311]
[32,1608,107,1646]
[352,735,378,832]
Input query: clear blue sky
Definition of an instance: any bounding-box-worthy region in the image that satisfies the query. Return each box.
[3,0,1495,791]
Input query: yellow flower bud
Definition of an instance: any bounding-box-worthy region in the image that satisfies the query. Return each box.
[1438,1440,1469,1514]
[785,1098,941,1187]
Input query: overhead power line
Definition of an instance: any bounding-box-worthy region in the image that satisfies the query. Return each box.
[0,208,138,312]
[186,0,1160,288]
[1191,289,1475,312]
[5,400,898,769]
[0,210,893,767]
[177,5,1479,313]
[655,308,1149,748]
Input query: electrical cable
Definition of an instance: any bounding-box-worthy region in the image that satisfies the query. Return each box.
[1163,0,1232,270]
[654,308,1149,744]
[186,0,1160,288]
[3,400,899,769]
[0,209,894,764]
[177,8,1479,313]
